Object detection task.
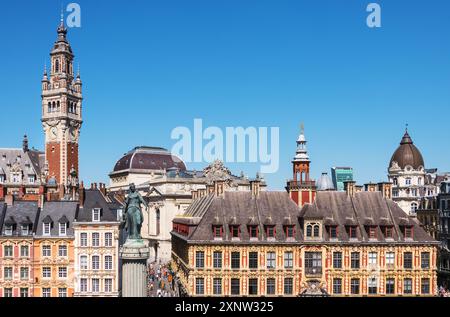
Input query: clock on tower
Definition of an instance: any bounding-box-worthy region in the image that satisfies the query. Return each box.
[41,18,83,186]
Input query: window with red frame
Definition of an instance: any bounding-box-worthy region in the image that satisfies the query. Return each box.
[368,226,377,239]
[347,226,357,239]
[230,225,240,238]
[404,226,413,239]
[213,225,223,238]
[329,226,338,239]
[384,226,393,239]
[266,226,276,238]
[248,225,258,238]
[285,225,295,238]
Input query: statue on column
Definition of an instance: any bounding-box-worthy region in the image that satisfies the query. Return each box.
[123,183,148,242]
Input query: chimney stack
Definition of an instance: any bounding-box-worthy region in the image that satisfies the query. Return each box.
[378,182,393,199]
[198,188,207,198]
[5,194,13,206]
[99,183,107,196]
[214,180,226,197]
[206,184,215,194]
[364,183,377,192]
[250,178,261,198]
[344,181,356,197]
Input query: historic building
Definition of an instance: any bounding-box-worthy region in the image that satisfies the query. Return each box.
[388,129,450,216]
[0,136,46,198]
[0,198,38,297]
[41,17,83,188]
[171,180,438,297]
[32,198,78,297]
[73,185,121,297]
[109,147,265,263]
[286,125,316,207]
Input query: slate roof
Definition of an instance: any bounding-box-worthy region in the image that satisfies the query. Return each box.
[177,191,304,243]
[76,189,121,222]
[35,201,78,237]
[0,148,44,184]
[174,190,436,245]
[0,201,40,237]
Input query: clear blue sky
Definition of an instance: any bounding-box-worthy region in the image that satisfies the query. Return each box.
[0,0,449,189]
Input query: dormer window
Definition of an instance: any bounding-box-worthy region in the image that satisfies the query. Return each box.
[305,222,321,238]
[384,226,394,239]
[230,225,240,239]
[213,225,223,239]
[265,225,276,238]
[328,226,338,239]
[285,225,295,238]
[59,223,67,236]
[403,226,414,239]
[248,225,258,239]
[5,225,13,236]
[0,175,4,183]
[347,226,358,239]
[92,208,101,222]
[368,226,377,239]
[43,223,51,236]
[11,172,21,183]
[21,225,29,236]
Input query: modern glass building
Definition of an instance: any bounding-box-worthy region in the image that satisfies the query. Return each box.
[331,167,354,191]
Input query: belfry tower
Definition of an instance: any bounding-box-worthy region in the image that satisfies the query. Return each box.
[286,124,316,207]
[41,16,83,186]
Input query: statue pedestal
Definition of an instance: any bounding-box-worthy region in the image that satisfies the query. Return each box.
[119,240,150,297]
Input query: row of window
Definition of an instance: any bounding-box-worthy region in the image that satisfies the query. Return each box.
[195,277,432,296]
[79,232,114,247]
[2,245,31,258]
[46,101,78,114]
[41,267,68,279]
[195,277,294,296]
[79,278,114,293]
[213,225,295,239]
[3,267,31,280]
[0,174,35,185]
[2,287,67,297]
[79,255,114,270]
[42,222,68,236]
[332,277,431,295]
[195,251,431,270]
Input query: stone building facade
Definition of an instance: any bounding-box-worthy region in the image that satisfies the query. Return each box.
[73,187,121,297]
[109,146,265,264]
[171,181,438,297]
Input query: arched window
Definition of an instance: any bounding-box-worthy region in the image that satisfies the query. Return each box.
[48,102,51,113]
[55,59,60,73]
[418,177,422,185]
[52,101,56,112]
[73,103,77,114]
[411,203,418,214]
[57,101,60,112]
[313,225,320,237]
[405,178,412,186]
[306,224,312,237]
[393,178,398,186]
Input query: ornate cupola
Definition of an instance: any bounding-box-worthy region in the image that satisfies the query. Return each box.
[286,124,316,207]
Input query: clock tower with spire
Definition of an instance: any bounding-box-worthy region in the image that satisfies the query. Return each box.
[41,15,83,187]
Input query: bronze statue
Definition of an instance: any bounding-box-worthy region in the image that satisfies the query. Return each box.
[123,183,148,241]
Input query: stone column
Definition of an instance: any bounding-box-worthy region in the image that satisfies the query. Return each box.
[120,242,150,297]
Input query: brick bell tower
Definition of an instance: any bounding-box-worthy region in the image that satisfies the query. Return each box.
[286,124,316,207]
[41,16,83,187]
